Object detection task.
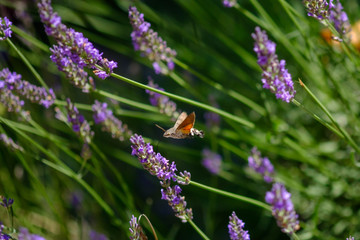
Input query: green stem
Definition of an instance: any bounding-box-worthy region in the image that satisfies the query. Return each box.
[292,233,300,240]
[291,99,342,138]
[299,80,360,153]
[188,180,271,211]
[187,218,210,240]
[6,38,49,90]
[94,89,158,113]
[102,66,254,128]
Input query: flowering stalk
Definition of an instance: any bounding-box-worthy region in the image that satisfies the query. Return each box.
[0,81,30,120]
[248,147,274,183]
[146,79,180,120]
[0,133,24,152]
[265,183,300,235]
[129,215,150,240]
[228,211,250,240]
[65,98,94,144]
[0,68,55,108]
[0,224,11,240]
[303,0,351,41]
[18,227,46,240]
[252,27,295,103]
[37,0,117,92]
[223,0,238,8]
[128,6,176,75]
[346,236,354,240]
[0,17,12,40]
[130,134,193,222]
[202,149,222,175]
[92,100,132,141]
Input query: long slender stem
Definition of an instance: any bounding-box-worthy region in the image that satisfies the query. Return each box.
[6,38,49,90]
[299,79,360,153]
[187,218,210,240]
[102,66,255,128]
[291,99,343,138]
[188,179,271,211]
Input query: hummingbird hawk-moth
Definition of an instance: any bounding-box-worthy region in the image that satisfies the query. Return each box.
[156,112,204,139]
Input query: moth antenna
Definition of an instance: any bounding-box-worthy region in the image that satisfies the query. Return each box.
[155,124,166,132]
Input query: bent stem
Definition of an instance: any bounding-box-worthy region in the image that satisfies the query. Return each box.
[187,218,210,240]
[298,79,360,153]
[183,178,271,211]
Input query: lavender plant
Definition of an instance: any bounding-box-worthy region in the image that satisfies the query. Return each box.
[0,0,359,239]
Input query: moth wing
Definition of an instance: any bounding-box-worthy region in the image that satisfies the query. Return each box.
[173,112,188,129]
[176,112,195,134]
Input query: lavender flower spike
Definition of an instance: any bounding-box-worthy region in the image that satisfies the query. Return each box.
[0,133,24,152]
[129,6,177,75]
[0,224,11,240]
[0,68,56,108]
[0,80,30,120]
[129,215,147,240]
[0,17,12,40]
[130,134,193,222]
[303,0,334,20]
[202,148,222,175]
[223,0,237,8]
[38,0,117,92]
[248,147,274,183]
[228,211,250,240]
[252,27,295,103]
[65,98,94,144]
[265,183,300,235]
[329,0,351,39]
[18,227,46,240]
[0,196,14,208]
[92,100,132,141]
[146,79,180,120]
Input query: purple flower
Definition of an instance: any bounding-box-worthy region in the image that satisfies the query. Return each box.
[146,79,179,120]
[346,236,355,240]
[303,0,334,20]
[65,98,94,144]
[265,183,300,235]
[248,147,274,183]
[0,68,56,108]
[129,215,148,240]
[160,185,193,223]
[92,100,132,141]
[130,134,193,222]
[18,227,46,240]
[329,0,351,39]
[130,134,178,182]
[228,211,250,240]
[252,27,295,103]
[38,0,117,92]
[89,230,108,240]
[202,149,222,175]
[0,196,14,208]
[129,6,177,75]
[0,17,12,40]
[0,224,11,240]
[0,81,30,120]
[0,133,24,152]
[223,0,237,8]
